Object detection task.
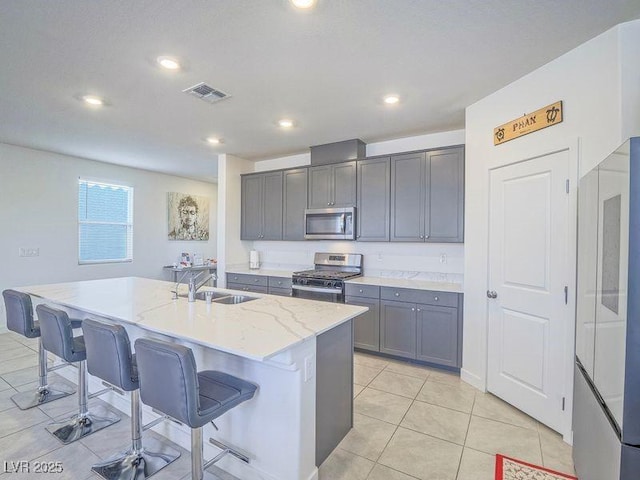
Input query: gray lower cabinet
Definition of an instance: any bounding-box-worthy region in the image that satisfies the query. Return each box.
[380,300,417,359]
[356,157,390,241]
[390,146,464,243]
[416,304,459,367]
[373,286,463,367]
[227,274,292,296]
[308,161,356,208]
[241,171,283,240]
[268,276,292,296]
[226,283,269,294]
[226,273,269,294]
[345,296,380,351]
[283,168,308,240]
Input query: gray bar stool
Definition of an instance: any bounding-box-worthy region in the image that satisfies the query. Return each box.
[82,319,181,479]
[134,338,258,480]
[2,289,79,410]
[36,304,120,444]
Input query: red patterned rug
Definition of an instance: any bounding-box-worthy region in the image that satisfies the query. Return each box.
[495,454,577,480]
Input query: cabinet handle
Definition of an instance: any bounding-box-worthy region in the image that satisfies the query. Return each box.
[434,296,439,301]
[254,279,259,282]
[359,289,363,293]
[417,308,421,312]
[327,202,331,206]
[278,281,282,285]
[419,235,424,239]
[425,235,430,239]
[411,307,415,312]
[395,292,400,297]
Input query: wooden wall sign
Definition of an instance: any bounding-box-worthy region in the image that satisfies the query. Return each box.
[494,101,563,145]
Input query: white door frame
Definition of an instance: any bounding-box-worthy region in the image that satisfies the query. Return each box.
[485,138,579,442]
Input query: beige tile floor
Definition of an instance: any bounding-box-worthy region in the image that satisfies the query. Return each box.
[0,333,575,480]
[318,351,575,480]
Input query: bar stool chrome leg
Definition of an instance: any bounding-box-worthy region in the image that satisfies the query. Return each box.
[46,360,120,444]
[11,338,74,410]
[91,390,180,479]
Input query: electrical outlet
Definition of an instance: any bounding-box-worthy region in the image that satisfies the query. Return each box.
[439,253,447,264]
[304,355,315,382]
[19,247,39,257]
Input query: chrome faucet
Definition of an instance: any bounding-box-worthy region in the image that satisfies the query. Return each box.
[188,272,216,302]
[171,270,191,299]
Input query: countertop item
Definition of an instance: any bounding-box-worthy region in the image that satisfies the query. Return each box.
[346,275,463,293]
[17,277,366,361]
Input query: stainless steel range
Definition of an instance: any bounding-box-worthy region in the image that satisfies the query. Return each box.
[292,253,363,302]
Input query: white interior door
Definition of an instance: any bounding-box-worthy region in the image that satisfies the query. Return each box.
[488,150,571,432]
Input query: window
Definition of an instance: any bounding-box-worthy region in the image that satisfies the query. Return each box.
[78,179,133,264]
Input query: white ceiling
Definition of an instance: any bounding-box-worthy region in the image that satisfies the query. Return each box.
[1,1,639,183]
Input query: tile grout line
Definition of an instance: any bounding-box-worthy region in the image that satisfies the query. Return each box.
[455,389,479,479]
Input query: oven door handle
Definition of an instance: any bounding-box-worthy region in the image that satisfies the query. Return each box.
[292,285,342,293]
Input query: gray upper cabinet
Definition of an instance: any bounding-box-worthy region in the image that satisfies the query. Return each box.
[241,171,283,240]
[390,147,464,243]
[283,168,308,240]
[357,157,390,241]
[308,161,356,208]
[262,172,284,240]
[241,174,264,240]
[428,148,464,242]
[390,152,425,242]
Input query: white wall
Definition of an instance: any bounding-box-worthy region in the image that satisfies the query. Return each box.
[250,130,466,278]
[0,142,218,332]
[463,20,640,392]
[621,21,640,141]
[216,154,254,287]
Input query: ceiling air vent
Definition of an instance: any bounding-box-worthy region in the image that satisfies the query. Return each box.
[182,82,231,104]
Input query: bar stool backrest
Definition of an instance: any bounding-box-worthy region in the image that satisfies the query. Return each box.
[134,338,200,427]
[82,319,138,392]
[2,289,38,338]
[36,304,75,361]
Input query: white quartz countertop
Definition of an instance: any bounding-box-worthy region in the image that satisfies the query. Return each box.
[346,276,463,293]
[225,267,303,277]
[17,277,367,362]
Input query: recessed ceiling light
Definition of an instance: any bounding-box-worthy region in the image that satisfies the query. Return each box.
[383,94,400,105]
[290,0,316,8]
[157,56,181,70]
[278,119,294,128]
[82,95,105,106]
[206,137,222,145]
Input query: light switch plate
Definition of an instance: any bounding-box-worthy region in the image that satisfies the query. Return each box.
[304,355,315,382]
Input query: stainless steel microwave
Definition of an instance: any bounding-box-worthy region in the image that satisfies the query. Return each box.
[304,207,355,240]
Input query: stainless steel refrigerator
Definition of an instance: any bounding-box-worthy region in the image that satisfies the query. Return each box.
[574,137,640,479]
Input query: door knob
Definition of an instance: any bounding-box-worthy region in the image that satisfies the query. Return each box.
[486,290,498,299]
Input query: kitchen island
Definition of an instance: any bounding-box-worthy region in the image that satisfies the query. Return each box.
[17,276,367,480]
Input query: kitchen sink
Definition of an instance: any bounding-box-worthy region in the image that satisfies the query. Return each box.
[178,291,229,301]
[212,295,258,305]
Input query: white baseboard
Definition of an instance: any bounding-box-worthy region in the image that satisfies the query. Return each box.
[460,368,486,392]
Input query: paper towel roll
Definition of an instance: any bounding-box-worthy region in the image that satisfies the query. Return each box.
[249,250,260,269]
